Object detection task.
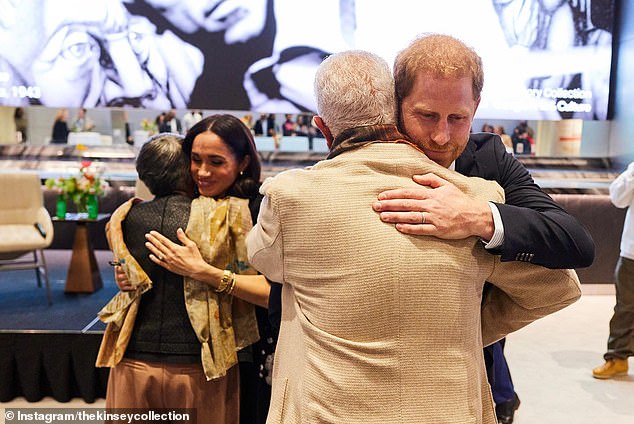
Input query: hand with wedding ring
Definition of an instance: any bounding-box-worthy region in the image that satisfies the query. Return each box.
[144,228,209,279]
[372,173,495,240]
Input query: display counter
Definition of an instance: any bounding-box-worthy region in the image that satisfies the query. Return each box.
[0,144,137,182]
[0,144,619,191]
[68,132,102,146]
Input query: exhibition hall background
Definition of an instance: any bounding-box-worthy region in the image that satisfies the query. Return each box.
[0,2,632,166]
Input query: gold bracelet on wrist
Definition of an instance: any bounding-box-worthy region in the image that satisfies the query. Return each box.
[215,269,234,293]
[224,273,237,296]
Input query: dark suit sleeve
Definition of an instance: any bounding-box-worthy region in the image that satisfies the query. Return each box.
[483,138,594,269]
[268,282,282,336]
[249,192,283,338]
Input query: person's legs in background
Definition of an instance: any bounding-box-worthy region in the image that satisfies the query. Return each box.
[593,256,634,379]
[239,307,275,423]
[486,339,520,424]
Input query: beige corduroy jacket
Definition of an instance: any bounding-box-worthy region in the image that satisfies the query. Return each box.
[247,139,581,424]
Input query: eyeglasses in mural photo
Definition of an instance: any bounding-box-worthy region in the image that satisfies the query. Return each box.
[0,0,616,120]
[0,0,204,109]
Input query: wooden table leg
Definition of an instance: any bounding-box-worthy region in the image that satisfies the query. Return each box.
[64,223,103,293]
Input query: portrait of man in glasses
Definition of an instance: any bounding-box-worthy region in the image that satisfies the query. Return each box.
[0,0,203,109]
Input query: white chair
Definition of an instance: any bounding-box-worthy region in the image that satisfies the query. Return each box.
[0,172,54,304]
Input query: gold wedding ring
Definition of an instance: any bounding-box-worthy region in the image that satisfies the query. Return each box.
[421,211,426,225]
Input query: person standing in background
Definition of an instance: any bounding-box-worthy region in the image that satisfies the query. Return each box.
[51,108,69,144]
[253,113,268,136]
[265,114,277,137]
[72,108,95,132]
[240,114,254,134]
[511,120,534,155]
[158,110,180,134]
[282,114,296,136]
[123,111,133,145]
[494,125,514,154]
[14,107,27,143]
[593,162,634,379]
[183,110,203,133]
[162,109,182,134]
[155,113,166,132]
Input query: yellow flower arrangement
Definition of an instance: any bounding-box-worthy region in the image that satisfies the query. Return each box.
[140,118,158,134]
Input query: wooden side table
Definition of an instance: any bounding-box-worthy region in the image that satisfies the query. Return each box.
[53,213,110,293]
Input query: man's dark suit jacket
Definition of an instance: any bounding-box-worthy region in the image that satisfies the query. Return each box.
[268,133,595,336]
[456,132,594,269]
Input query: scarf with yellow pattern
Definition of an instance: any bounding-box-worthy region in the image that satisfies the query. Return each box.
[96,196,260,381]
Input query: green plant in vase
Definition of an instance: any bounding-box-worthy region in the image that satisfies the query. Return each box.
[45,160,108,219]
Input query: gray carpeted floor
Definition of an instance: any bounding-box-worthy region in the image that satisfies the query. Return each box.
[0,249,118,332]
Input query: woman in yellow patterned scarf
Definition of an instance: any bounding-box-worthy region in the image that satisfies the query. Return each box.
[98,115,272,423]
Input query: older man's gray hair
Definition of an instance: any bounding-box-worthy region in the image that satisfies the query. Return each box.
[314,50,396,138]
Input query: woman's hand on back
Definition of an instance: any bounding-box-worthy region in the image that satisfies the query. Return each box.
[145,228,209,278]
[114,266,134,291]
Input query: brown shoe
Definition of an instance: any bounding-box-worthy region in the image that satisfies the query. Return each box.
[592,359,629,379]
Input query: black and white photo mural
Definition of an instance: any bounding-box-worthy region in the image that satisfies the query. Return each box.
[0,0,616,120]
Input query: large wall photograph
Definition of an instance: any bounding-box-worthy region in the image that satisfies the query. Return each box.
[0,0,616,120]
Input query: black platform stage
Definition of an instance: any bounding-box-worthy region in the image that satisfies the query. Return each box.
[0,249,268,424]
[0,249,116,403]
